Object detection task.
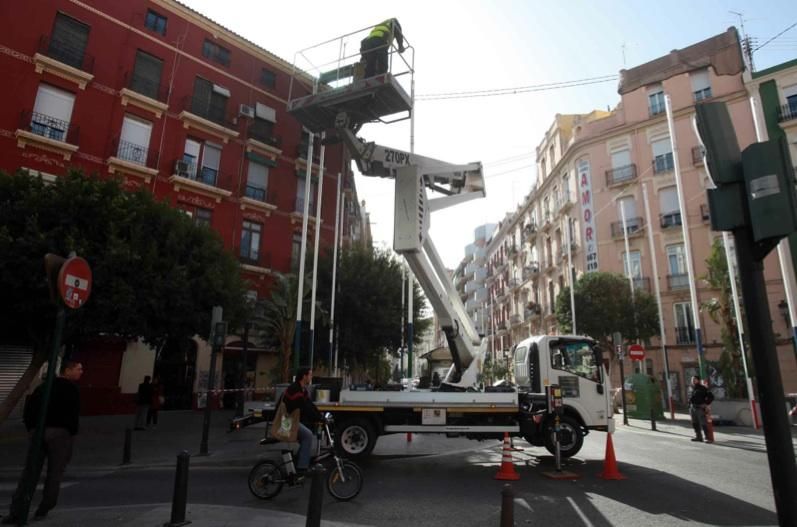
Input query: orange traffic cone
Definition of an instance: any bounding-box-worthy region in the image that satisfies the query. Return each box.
[494,433,520,481]
[598,433,626,480]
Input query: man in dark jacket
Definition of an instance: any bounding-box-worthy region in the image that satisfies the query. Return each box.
[3,360,83,524]
[134,376,152,431]
[283,367,323,476]
[688,375,713,443]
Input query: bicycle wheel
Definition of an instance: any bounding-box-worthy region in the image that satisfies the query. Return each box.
[326,459,363,501]
[248,460,283,499]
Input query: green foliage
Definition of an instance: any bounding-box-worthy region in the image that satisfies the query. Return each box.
[555,272,660,360]
[315,245,431,373]
[0,170,248,357]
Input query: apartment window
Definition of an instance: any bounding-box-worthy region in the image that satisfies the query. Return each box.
[291,233,302,271]
[118,115,152,165]
[202,39,230,66]
[548,145,555,167]
[182,139,221,186]
[144,9,167,35]
[652,137,674,173]
[622,251,642,279]
[659,186,680,228]
[784,85,797,113]
[617,196,638,230]
[295,173,317,213]
[562,173,570,201]
[179,206,211,228]
[648,86,665,116]
[191,78,229,125]
[31,84,75,142]
[691,69,711,102]
[667,244,689,289]
[249,103,277,145]
[240,221,262,263]
[674,302,695,344]
[260,68,277,89]
[130,50,163,100]
[49,12,90,70]
[245,160,269,201]
[540,158,547,178]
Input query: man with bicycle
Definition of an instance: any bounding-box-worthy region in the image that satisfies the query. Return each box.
[283,367,324,478]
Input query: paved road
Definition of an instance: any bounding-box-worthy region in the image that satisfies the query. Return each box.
[2,411,792,526]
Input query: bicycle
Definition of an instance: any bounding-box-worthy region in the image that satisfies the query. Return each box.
[248,419,363,501]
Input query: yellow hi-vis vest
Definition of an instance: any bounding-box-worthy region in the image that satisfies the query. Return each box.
[369,19,395,41]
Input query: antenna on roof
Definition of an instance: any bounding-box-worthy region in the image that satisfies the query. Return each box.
[730,11,755,72]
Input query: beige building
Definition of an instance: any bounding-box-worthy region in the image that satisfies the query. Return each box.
[484,27,797,400]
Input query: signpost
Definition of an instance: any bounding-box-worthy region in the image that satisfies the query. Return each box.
[58,256,92,309]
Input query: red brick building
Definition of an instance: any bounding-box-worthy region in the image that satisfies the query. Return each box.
[0,0,368,414]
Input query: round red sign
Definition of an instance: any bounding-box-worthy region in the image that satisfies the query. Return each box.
[628,344,645,361]
[58,256,92,309]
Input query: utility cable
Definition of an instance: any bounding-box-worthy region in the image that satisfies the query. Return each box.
[753,21,797,52]
[416,75,618,101]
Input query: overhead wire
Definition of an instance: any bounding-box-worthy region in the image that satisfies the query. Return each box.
[752,21,797,52]
[416,74,618,101]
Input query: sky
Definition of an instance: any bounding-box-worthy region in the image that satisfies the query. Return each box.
[183,0,797,269]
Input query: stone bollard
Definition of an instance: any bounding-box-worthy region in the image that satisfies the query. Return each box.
[500,483,514,527]
[165,451,191,527]
[305,463,326,527]
[122,428,132,465]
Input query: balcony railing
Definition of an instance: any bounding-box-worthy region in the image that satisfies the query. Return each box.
[667,273,690,290]
[675,326,695,345]
[660,211,682,228]
[610,217,643,238]
[653,153,674,174]
[605,164,637,186]
[174,158,218,186]
[632,276,651,293]
[649,101,665,116]
[776,103,797,123]
[248,122,281,148]
[556,191,572,212]
[295,196,316,214]
[182,95,234,129]
[700,204,710,222]
[523,263,540,281]
[240,251,271,269]
[113,138,156,168]
[693,87,712,102]
[124,71,168,102]
[691,145,705,165]
[38,35,94,73]
[296,142,321,163]
[244,185,269,202]
[21,110,79,145]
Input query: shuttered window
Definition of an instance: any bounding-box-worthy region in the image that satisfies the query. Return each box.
[191,77,228,125]
[659,186,679,214]
[49,12,90,69]
[131,50,163,100]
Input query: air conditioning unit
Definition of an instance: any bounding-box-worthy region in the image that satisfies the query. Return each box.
[174,159,189,175]
[239,104,255,118]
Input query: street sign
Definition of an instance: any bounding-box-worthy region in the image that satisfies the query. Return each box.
[58,256,92,309]
[628,344,645,361]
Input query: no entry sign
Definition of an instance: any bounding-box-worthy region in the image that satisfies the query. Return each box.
[628,344,645,361]
[58,256,92,309]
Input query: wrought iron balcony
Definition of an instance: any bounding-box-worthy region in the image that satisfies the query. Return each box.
[38,35,94,73]
[248,122,281,148]
[174,158,218,187]
[632,276,651,293]
[610,217,643,238]
[649,101,665,117]
[667,273,690,290]
[605,164,637,186]
[124,71,168,102]
[113,138,156,168]
[660,211,682,229]
[244,185,271,202]
[675,326,695,345]
[777,103,797,123]
[182,95,234,129]
[693,87,712,102]
[21,110,79,145]
[653,153,674,174]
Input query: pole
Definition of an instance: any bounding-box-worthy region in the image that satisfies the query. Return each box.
[642,182,674,419]
[305,464,326,527]
[15,307,65,523]
[329,173,342,377]
[166,451,191,527]
[334,191,346,376]
[565,215,576,334]
[401,265,406,378]
[665,94,705,378]
[620,205,635,299]
[200,306,222,456]
[309,133,326,369]
[236,321,250,418]
[734,226,797,526]
[408,271,414,378]
[749,95,797,361]
[500,484,514,527]
[614,332,628,426]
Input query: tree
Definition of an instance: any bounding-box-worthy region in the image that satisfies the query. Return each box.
[315,246,431,378]
[0,171,248,423]
[701,238,747,398]
[555,272,659,372]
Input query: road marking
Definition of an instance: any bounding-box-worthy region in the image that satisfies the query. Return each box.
[0,482,77,491]
[567,496,594,527]
[515,498,533,512]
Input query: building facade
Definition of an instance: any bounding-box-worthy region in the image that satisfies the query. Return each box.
[0,0,368,414]
[483,28,797,400]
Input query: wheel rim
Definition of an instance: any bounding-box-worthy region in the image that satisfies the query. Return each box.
[328,462,362,500]
[340,425,369,455]
[551,422,578,451]
[248,462,282,499]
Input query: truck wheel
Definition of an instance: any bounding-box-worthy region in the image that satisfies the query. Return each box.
[543,415,584,458]
[335,418,376,459]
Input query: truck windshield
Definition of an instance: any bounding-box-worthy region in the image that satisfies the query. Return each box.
[551,340,601,383]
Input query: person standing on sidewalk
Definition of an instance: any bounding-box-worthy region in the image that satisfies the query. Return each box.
[134,376,152,431]
[2,360,83,524]
[688,375,713,443]
[146,376,163,429]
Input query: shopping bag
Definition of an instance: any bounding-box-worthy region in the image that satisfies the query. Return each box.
[269,401,299,442]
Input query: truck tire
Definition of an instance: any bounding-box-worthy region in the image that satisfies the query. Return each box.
[543,415,584,458]
[335,418,376,459]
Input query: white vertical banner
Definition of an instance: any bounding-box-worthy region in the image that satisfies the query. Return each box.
[578,159,598,272]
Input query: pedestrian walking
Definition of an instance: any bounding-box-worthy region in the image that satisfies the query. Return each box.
[2,360,83,524]
[147,376,163,429]
[134,375,152,431]
[688,375,714,443]
[360,18,405,78]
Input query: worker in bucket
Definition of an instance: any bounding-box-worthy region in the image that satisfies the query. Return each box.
[360,18,405,78]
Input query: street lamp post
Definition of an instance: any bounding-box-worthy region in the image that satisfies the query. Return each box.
[779,299,797,362]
